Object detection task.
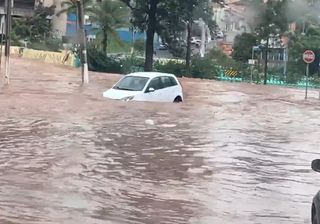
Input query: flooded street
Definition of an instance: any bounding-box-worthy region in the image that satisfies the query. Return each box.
[0,58,320,224]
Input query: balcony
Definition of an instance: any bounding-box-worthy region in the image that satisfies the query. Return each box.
[0,0,35,17]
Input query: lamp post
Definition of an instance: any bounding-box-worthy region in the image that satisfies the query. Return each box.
[76,0,89,84]
[4,0,12,85]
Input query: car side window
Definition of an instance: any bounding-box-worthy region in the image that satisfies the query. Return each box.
[161,76,172,88]
[147,77,163,91]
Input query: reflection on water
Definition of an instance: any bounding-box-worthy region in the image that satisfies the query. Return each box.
[0,58,320,223]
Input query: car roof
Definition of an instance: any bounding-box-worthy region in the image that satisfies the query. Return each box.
[126,72,176,79]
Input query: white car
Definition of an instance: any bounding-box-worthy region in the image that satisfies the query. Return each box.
[103,72,184,103]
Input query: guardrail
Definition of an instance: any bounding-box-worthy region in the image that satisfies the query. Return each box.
[218,70,320,89]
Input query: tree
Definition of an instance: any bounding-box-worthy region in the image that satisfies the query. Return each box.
[121,0,162,71]
[12,4,56,42]
[159,0,215,72]
[91,0,129,54]
[288,25,320,81]
[56,0,95,34]
[182,0,212,72]
[232,33,257,62]
[238,0,265,30]
[57,0,94,16]
[157,0,187,58]
[255,0,289,84]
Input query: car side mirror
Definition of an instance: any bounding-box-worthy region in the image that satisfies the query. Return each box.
[148,87,155,93]
[312,159,320,172]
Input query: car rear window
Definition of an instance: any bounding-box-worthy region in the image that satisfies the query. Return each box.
[169,77,178,86]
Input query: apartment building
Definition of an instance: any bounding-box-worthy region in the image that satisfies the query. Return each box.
[0,0,36,35]
[212,0,251,56]
[212,0,250,43]
[41,0,67,38]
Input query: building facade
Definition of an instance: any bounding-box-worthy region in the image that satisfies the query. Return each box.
[0,0,36,35]
[41,0,67,38]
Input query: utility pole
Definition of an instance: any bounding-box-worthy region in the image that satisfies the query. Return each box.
[4,0,12,85]
[0,18,5,71]
[263,38,269,85]
[200,18,205,58]
[76,0,89,84]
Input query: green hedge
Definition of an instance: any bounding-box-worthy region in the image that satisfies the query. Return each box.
[87,46,123,73]
[85,46,235,80]
[29,38,62,52]
[191,57,220,79]
[154,60,187,77]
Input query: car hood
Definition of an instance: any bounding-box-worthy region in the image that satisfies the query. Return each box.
[103,88,141,100]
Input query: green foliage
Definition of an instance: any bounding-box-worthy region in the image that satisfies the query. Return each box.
[91,0,129,54]
[206,48,243,71]
[120,0,153,31]
[106,40,131,54]
[12,4,55,42]
[191,56,219,79]
[133,39,145,54]
[121,0,215,70]
[87,45,123,73]
[120,55,145,74]
[58,0,94,16]
[189,48,245,80]
[232,33,257,63]
[29,38,62,52]
[286,72,302,84]
[288,25,320,77]
[255,0,288,40]
[154,48,241,80]
[121,0,163,70]
[158,0,215,60]
[154,61,187,77]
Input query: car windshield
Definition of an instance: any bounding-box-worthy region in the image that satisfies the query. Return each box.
[113,76,149,91]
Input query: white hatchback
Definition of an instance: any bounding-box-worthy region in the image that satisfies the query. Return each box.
[103,72,184,103]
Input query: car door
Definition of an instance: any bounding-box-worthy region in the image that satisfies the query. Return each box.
[160,76,175,102]
[143,77,164,102]
[160,76,182,102]
[169,76,182,100]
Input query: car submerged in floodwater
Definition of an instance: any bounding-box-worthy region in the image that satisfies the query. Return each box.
[312,160,320,224]
[103,72,184,103]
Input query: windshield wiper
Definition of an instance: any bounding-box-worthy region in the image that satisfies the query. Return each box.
[114,86,135,91]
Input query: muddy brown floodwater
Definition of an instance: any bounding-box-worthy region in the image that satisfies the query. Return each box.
[0,57,320,224]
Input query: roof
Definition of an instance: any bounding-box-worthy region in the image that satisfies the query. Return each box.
[127,72,176,79]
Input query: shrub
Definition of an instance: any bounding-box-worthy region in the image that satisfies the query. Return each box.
[286,72,303,84]
[29,38,62,52]
[154,60,187,77]
[133,40,145,54]
[191,57,219,79]
[87,46,123,73]
[120,55,145,74]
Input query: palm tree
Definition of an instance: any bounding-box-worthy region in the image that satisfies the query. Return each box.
[56,0,94,16]
[91,0,129,54]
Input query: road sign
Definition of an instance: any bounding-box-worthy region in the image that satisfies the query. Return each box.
[303,50,315,100]
[303,50,315,64]
[248,59,256,65]
[225,69,238,77]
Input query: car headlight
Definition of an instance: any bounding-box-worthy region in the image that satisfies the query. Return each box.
[121,96,135,101]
